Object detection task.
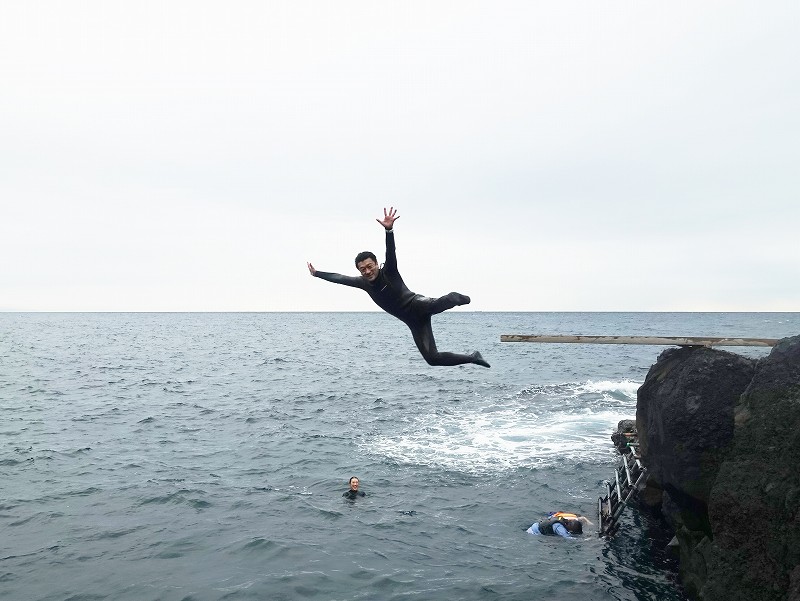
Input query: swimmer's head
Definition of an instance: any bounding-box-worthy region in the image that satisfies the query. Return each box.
[564,519,583,535]
[348,476,360,491]
[355,253,379,282]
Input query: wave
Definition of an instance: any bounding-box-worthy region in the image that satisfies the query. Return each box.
[367,379,640,474]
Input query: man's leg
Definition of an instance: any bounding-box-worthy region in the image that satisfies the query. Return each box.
[412,292,471,316]
[409,318,489,367]
[429,292,470,315]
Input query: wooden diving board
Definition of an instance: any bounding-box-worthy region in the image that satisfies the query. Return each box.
[500,335,779,347]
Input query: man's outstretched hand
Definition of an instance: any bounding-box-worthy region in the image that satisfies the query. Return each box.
[376,207,399,230]
[307,262,316,276]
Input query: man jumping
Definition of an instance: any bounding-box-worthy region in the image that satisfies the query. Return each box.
[307,208,490,368]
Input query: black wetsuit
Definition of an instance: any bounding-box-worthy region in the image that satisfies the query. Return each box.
[314,229,488,367]
[343,490,366,500]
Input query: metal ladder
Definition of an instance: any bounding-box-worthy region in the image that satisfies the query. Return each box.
[598,438,648,537]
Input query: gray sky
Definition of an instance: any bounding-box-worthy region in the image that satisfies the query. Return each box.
[2,1,798,311]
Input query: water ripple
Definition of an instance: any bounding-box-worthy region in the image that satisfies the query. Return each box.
[2,312,783,600]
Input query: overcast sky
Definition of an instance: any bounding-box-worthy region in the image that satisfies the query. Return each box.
[2,1,798,312]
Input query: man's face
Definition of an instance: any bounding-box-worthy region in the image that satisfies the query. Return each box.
[349,478,360,491]
[356,258,379,282]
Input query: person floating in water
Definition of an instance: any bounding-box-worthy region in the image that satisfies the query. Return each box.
[342,476,366,500]
[526,512,592,538]
[307,208,490,368]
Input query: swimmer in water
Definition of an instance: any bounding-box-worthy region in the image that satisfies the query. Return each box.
[526,512,592,538]
[342,476,366,500]
[307,208,490,368]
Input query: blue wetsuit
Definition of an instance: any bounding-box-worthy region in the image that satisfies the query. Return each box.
[313,229,489,367]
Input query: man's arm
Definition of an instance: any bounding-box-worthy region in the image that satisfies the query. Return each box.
[376,207,399,272]
[308,263,366,289]
[552,523,572,538]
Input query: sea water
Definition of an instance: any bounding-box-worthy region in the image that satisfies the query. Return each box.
[2,312,798,601]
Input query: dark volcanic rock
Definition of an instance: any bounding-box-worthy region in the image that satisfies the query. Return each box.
[637,345,757,521]
[701,335,800,601]
[635,336,800,600]
[635,344,758,599]
[611,419,637,454]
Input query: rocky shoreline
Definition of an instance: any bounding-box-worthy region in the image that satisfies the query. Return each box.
[626,335,800,601]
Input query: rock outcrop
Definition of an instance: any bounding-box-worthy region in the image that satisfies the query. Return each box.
[611,418,636,454]
[635,336,800,601]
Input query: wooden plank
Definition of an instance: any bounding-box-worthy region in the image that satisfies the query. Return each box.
[499,335,779,347]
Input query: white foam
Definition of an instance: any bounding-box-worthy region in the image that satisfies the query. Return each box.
[578,379,641,398]
[368,380,639,474]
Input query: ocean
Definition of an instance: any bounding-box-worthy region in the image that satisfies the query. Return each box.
[2,312,798,601]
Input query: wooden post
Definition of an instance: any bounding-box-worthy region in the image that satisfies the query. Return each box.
[500,335,779,347]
